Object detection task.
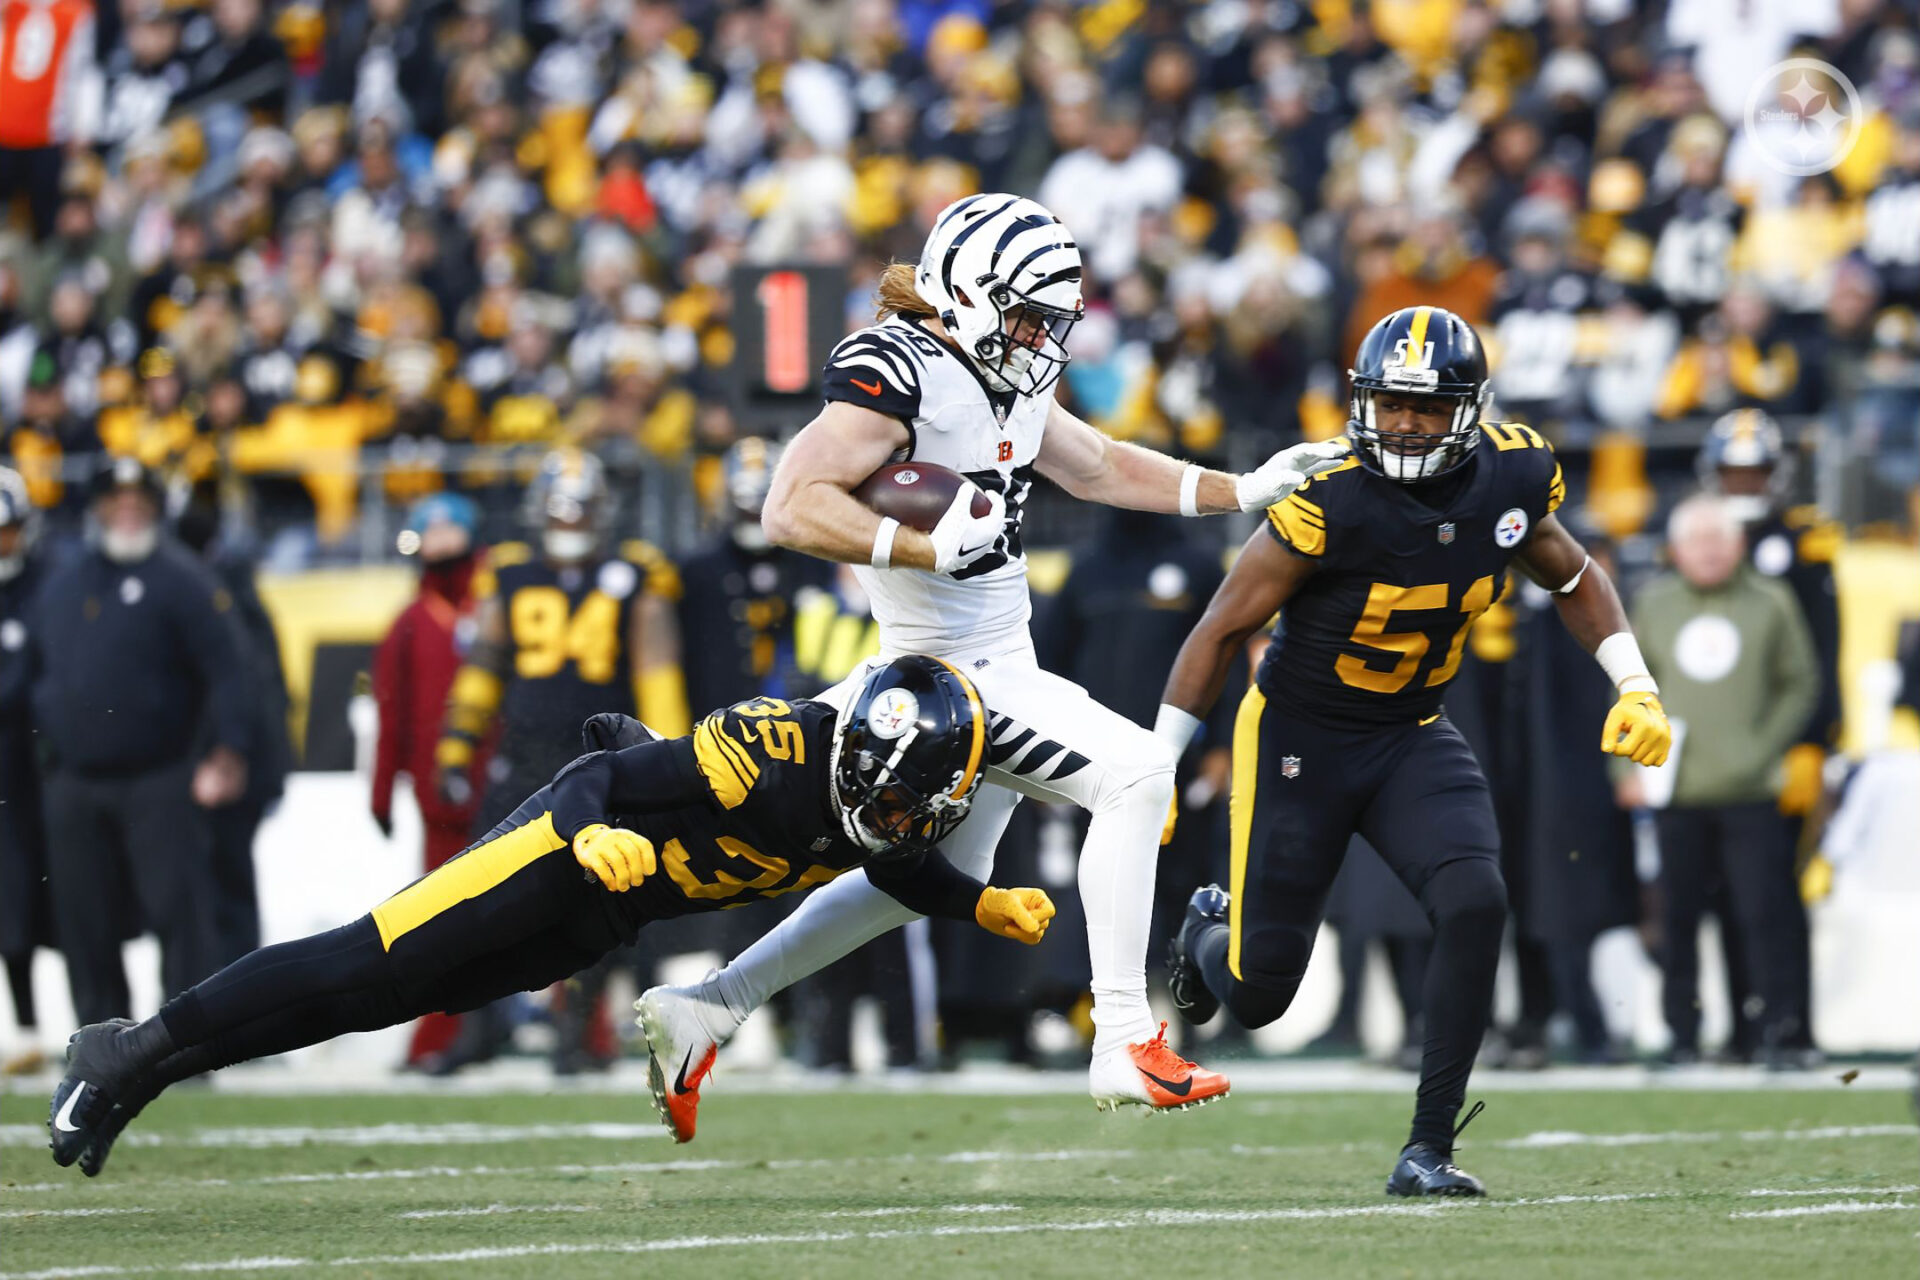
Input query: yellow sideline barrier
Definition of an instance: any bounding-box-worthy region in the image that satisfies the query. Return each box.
[256,567,417,759]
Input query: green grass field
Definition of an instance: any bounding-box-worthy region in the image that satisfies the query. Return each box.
[2,1082,1916,1279]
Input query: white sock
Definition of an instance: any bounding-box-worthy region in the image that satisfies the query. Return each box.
[706,870,920,1026]
[1079,771,1173,1058]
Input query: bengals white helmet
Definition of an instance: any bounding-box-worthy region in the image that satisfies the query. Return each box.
[915,194,1084,398]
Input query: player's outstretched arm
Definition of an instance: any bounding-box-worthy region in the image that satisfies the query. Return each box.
[865,848,1056,944]
[1156,527,1315,751]
[761,401,947,570]
[1036,401,1349,516]
[1512,513,1672,767]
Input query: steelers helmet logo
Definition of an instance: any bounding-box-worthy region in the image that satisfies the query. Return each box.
[868,687,920,740]
[1494,508,1529,548]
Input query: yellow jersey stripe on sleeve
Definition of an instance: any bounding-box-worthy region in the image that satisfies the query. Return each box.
[1266,493,1327,557]
[694,715,758,809]
[1547,462,1566,514]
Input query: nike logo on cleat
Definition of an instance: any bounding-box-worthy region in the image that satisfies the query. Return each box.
[673,1049,698,1096]
[53,1086,87,1133]
[1139,1069,1192,1097]
[850,378,883,396]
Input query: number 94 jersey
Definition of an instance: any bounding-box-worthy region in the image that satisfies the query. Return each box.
[1258,424,1566,727]
[822,316,1050,657]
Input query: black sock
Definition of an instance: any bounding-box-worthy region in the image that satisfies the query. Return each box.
[1408,863,1506,1150]
[3,952,34,1030]
[1195,923,1233,1007]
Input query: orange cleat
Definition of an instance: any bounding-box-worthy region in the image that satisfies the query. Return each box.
[1089,1022,1231,1112]
[635,986,727,1143]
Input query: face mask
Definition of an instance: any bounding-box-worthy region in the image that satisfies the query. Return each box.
[544,528,597,562]
[102,524,159,563]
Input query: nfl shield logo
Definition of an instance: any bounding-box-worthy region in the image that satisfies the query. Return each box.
[1437,522,1456,545]
[1280,755,1302,779]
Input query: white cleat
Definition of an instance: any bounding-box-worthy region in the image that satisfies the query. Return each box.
[1087,1022,1232,1114]
[633,982,733,1144]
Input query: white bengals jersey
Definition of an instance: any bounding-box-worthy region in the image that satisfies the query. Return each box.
[824,315,1050,658]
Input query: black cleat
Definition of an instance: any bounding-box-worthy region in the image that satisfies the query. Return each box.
[1168,884,1229,1026]
[80,1102,135,1178]
[48,1020,136,1168]
[1386,1141,1486,1197]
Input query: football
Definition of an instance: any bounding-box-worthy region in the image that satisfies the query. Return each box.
[851,462,990,532]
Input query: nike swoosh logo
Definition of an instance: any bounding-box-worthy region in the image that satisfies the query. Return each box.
[53,1085,87,1133]
[1139,1068,1193,1097]
[957,539,995,557]
[673,1049,698,1096]
[850,378,883,396]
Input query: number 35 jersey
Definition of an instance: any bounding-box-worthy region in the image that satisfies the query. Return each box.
[1258,424,1566,728]
[822,316,1050,658]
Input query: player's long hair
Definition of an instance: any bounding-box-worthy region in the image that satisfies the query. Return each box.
[874,261,934,322]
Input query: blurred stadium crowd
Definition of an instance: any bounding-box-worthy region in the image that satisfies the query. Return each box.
[3,0,1919,1077]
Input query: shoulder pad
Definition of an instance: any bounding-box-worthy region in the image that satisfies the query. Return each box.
[823,325,929,420]
[1267,489,1329,558]
[691,696,804,809]
[1478,421,1552,453]
[620,539,682,600]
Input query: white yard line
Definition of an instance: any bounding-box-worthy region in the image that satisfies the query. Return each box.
[1730,1199,1916,1220]
[0,1208,152,1220]
[818,1203,1020,1219]
[1745,1184,1918,1198]
[397,1204,595,1220]
[0,1123,666,1150]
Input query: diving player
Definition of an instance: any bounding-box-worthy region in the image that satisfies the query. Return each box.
[48,658,1056,1177]
[637,193,1350,1137]
[1156,307,1672,1196]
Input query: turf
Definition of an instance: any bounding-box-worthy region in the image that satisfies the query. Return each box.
[1,1084,1915,1279]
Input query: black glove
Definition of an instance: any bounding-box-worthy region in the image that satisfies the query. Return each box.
[582,712,656,753]
[438,765,473,809]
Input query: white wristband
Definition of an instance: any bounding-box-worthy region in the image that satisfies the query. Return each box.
[1154,703,1203,754]
[1178,464,1203,518]
[1595,632,1657,694]
[870,517,900,570]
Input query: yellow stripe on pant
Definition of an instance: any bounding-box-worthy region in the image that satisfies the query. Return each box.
[371,811,566,950]
[1226,685,1268,981]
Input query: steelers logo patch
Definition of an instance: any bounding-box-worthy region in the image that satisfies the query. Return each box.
[120,577,145,605]
[868,687,920,739]
[0,619,23,651]
[597,559,639,600]
[1494,508,1529,548]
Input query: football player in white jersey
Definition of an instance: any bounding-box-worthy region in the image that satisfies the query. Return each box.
[636,193,1347,1138]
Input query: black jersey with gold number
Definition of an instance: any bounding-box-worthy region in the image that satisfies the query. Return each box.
[1257,424,1565,727]
[476,539,680,741]
[600,695,857,923]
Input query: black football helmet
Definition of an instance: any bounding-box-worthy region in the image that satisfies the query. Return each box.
[0,465,37,582]
[1697,408,1791,522]
[831,656,987,858]
[1348,306,1490,483]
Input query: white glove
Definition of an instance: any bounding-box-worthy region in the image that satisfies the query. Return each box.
[1234,439,1353,512]
[928,484,1007,575]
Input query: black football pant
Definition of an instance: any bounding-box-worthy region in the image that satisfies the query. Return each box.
[149,807,626,1094]
[1194,692,1506,1151]
[1655,803,1802,1053]
[43,763,218,1025]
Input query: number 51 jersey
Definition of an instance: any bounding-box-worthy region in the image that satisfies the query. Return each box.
[1258,424,1567,727]
[822,316,1049,658]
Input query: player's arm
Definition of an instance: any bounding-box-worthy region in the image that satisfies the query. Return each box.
[1035,400,1351,516]
[543,737,708,892]
[865,847,1056,945]
[435,592,508,801]
[762,401,1000,575]
[1511,513,1671,766]
[629,589,690,739]
[1155,527,1316,751]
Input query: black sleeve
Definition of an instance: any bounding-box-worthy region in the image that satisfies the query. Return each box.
[547,738,706,844]
[1793,559,1843,746]
[170,559,252,757]
[822,329,924,425]
[864,846,985,921]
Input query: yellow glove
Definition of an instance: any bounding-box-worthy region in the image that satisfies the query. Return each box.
[1161,794,1177,846]
[975,887,1057,945]
[1778,743,1825,816]
[573,823,657,892]
[1800,852,1834,905]
[1601,691,1672,767]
